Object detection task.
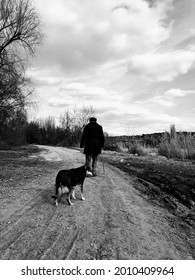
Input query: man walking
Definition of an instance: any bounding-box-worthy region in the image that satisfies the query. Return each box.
[80,117,104,176]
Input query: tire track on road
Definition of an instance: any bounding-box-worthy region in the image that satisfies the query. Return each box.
[62,229,81,260]
[0,227,35,259]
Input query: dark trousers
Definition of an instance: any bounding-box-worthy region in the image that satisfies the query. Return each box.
[86,154,98,175]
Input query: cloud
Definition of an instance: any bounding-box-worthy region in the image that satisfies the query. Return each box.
[144,96,175,107]
[34,0,173,73]
[47,82,124,113]
[133,88,195,112]
[164,88,195,98]
[47,97,69,108]
[128,50,195,81]
[29,0,195,135]
[165,0,195,50]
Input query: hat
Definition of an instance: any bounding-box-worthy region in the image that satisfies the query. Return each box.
[89,117,97,122]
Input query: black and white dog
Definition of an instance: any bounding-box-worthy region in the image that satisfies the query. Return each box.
[52,165,89,206]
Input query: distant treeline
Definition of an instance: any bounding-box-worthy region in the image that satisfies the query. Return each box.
[1,108,195,161]
[104,130,195,151]
[0,107,95,149]
[26,117,82,147]
[103,125,195,160]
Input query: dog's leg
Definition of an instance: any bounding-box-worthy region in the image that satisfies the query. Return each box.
[67,189,74,206]
[70,188,76,200]
[55,199,58,206]
[55,186,62,206]
[80,183,85,201]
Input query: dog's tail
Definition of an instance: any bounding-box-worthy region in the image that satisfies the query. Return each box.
[51,177,62,202]
[51,180,58,199]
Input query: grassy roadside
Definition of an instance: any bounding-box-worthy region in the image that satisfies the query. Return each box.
[103,151,195,222]
[103,150,195,257]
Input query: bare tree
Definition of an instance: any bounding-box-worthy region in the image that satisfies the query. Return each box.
[60,106,95,132]
[0,58,33,119]
[0,0,43,57]
[60,109,72,133]
[0,0,43,129]
[79,106,95,129]
[59,106,95,145]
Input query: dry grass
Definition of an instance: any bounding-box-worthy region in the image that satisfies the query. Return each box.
[128,143,149,156]
[159,125,195,160]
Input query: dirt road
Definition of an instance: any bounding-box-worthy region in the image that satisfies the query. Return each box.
[0,145,193,259]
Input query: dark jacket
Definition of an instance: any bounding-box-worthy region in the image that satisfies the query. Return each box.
[80,122,104,156]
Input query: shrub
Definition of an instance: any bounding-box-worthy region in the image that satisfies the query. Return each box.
[158,141,170,158]
[0,109,27,146]
[183,135,195,160]
[169,139,184,159]
[159,125,195,160]
[128,143,148,156]
[0,140,11,150]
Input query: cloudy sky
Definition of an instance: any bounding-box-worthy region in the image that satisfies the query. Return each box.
[29,0,195,135]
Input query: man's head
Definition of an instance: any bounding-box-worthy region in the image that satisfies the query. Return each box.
[89,117,97,123]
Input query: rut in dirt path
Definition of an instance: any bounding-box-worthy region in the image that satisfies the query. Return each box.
[0,145,193,260]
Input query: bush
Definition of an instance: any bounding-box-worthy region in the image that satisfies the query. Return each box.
[158,141,170,158]
[128,143,148,156]
[159,139,184,159]
[183,135,195,160]
[0,109,27,146]
[0,140,11,150]
[159,125,195,160]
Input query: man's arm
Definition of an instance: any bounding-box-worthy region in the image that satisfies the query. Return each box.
[100,126,105,148]
[80,127,86,148]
